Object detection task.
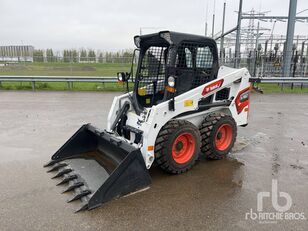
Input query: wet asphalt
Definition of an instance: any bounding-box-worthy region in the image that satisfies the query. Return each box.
[0,91,307,231]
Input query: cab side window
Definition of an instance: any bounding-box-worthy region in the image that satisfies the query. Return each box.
[196,46,214,69]
[175,45,193,68]
[184,48,193,68]
[173,42,216,95]
[175,43,214,70]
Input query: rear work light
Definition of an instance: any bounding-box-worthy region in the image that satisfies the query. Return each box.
[134,36,141,48]
[159,31,172,44]
[235,86,251,114]
[239,91,249,102]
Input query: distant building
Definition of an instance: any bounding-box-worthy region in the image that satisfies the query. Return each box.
[0,45,34,62]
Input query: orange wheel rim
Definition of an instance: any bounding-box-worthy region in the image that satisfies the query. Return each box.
[172,133,196,164]
[215,124,233,151]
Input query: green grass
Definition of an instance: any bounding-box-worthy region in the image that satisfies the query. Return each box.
[0,62,134,91]
[0,81,131,91]
[255,83,308,94]
[0,62,131,76]
[1,62,308,93]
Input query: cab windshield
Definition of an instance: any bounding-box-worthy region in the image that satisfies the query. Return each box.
[135,46,169,107]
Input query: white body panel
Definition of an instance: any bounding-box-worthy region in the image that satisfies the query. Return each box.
[107,66,251,168]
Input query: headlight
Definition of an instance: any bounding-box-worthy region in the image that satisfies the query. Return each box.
[117,72,123,82]
[168,76,175,87]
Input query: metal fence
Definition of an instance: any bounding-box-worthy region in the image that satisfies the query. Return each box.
[0,55,137,64]
[0,76,117,90]
[219,41,308,78]
[1,51,307,78]
[1,76,308,91]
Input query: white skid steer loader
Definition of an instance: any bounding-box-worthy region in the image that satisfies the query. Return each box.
[44,31,251,212]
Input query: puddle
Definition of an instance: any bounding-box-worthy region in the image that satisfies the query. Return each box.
[233,132,270,153]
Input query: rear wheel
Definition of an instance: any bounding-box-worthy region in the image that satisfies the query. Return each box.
[199,113,237,160]
[154,120,201,174]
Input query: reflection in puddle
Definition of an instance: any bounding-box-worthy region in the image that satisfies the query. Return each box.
[148,157,244,205]
[233,132,270,153]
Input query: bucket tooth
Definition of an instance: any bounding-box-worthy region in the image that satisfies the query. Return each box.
[47,163,67,173]
[67,190,91,203]
[51,168,72,179]
[62,182,84,193]
[56,174,78,186]
[75,203,89,213]
[44,159,59,167]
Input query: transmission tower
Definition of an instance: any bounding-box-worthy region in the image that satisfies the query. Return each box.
[242,9,270,53]
[246,9,255,52]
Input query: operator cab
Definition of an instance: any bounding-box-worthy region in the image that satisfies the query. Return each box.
[132,31,219,114]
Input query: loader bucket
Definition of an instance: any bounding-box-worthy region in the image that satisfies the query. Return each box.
[44,124,151,212]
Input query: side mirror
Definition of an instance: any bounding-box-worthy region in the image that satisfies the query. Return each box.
[117,72,130,82]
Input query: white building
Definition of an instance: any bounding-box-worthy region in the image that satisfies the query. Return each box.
[0,45,34,62]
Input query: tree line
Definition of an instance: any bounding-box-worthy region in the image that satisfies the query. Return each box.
[33,49,134,63]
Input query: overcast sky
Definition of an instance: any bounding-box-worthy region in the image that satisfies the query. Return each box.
[1,0,308,51]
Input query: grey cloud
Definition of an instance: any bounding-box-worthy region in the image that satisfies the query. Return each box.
[0,0,307,50]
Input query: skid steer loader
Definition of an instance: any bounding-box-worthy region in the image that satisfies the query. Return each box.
[44,31,251,212]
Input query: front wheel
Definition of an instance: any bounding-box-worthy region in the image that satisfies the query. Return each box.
[199,113,237,160]
[154,120,201,174]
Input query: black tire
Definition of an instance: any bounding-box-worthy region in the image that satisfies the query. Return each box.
[199,113,237,160]
[154,120,201,174]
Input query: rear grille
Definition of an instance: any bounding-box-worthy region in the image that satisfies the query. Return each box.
[215,88,230,101]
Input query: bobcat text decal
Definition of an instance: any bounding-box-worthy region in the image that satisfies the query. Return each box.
[201,79,224,96]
